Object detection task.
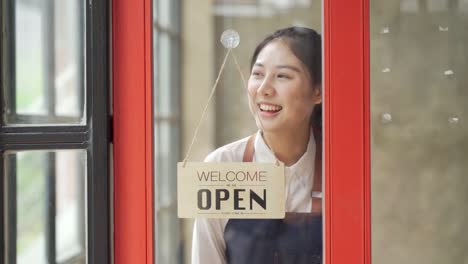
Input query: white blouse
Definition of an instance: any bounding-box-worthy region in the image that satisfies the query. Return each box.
[191,130,317,264]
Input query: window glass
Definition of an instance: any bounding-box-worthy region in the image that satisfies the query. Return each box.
[1,1,109,263]
[157,33,177,116]
[3,0,85,126]
[4,150,87,264]
[153,1,182,263]
[153,0,322,263]
[371,1,468,263]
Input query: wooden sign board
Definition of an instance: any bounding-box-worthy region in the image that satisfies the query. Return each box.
[177,162,285,219]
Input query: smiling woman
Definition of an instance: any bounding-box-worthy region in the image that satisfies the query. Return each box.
[191,27,323,264]
[249,40,318,130]
[247,30,322,165]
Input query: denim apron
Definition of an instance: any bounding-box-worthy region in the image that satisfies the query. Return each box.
[224,128,322,264]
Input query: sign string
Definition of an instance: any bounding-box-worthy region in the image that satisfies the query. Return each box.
[182,48,232,167]
[182,48,281,167]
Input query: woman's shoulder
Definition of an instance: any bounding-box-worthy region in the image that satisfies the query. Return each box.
[204,135,254,163]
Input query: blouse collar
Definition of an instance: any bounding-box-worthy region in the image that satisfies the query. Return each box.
[253,129,316,178]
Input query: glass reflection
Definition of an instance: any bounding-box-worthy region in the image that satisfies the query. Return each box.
[371,1,468,263]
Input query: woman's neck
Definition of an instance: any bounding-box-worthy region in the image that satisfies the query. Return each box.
[262,125,311,166]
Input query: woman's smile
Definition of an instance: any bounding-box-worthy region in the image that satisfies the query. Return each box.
[258,102,283,117]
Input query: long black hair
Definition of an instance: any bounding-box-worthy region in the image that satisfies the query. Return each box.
[250,27,322,128]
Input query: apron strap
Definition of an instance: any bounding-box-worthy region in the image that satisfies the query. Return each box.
[242,128,322,214]
[311,126,322,214]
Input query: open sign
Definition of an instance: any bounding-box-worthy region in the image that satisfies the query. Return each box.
[177,162,285,219]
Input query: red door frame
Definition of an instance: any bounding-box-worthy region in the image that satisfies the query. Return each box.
[112,0,154,263]
[324,0,371,263]
[112,0,370,263]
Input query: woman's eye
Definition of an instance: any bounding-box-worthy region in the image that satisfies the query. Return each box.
[277,74,291,79]
[251,71,263,77]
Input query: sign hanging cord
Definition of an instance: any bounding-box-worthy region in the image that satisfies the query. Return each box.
[182,49,280,167]
[182,48,232,167]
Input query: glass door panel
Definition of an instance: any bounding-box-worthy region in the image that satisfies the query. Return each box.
[370,1,468,263]
[153,0,322,263]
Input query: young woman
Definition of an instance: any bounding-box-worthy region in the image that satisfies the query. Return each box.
[192,27,323,264]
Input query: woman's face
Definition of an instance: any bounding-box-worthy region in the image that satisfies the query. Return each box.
[247,40,321,134]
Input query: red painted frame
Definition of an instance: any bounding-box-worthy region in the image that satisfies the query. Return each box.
[324,0,371,264]
[112,0,370,263]
[113,0,154,263]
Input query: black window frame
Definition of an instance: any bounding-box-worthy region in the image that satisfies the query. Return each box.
[0,0,110,263]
